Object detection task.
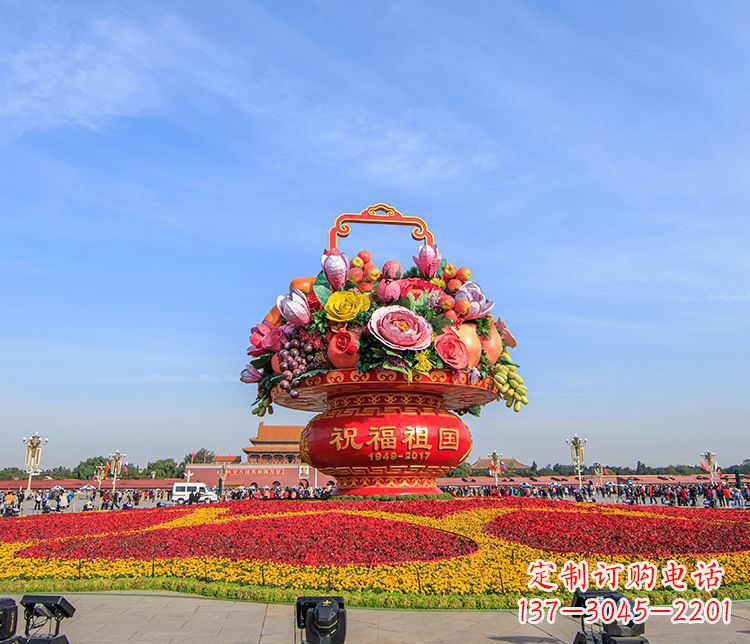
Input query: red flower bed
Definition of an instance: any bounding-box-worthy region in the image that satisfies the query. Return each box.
[0,506,192,543]
[18,514,478,565]
[221,497,557,519]
[486,509,750,555]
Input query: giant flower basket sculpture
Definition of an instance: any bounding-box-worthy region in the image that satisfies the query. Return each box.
[241,204,527,496]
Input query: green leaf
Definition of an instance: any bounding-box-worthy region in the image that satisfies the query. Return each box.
[405,291,417,310]
[383,361,413,383]
[314,270,331,288]
[465,405,482,417]
[249,353,272,370]
[422,310,452,332]
[436,258,447,278]
[313,284,332,307]
[475,316,491,339]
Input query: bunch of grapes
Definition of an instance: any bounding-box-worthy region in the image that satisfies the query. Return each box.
[277,338,314,399]
[493,350,528,413]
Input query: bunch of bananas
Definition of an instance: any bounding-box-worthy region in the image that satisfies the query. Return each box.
[493,349,528,412]
[251,393,274,417]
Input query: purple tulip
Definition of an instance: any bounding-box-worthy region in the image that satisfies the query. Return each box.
[412,244,441,278]
[240,365,262,383]
[322,248,349,291]
[454,282,494,320]
[276,288,311,326]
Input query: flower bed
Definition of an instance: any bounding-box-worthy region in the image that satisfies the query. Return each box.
[2,498,749,608]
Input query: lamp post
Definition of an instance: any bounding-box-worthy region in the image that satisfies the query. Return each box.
[566,434,587,490]
[218,462,229,498]
[22,432,48,493]
[593,463,604,488]
[108,450,126,493]
[94,463,107,490]
[488,451,503,487]
[700,451,718,486]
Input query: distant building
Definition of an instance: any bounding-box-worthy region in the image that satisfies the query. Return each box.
[471,456,530,471]
[184,422,332,488]
[213,454,242,464]
[243,422,304,464]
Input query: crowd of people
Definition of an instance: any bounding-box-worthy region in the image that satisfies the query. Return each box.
[441,480,750,507]
[2,480,749,516]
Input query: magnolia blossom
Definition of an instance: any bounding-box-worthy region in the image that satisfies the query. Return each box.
[240,365,262,383]
[412,244,441,278]
[454,282,494,320]
[276,288,311,325]
[321,248,349,291]
[367,305,432,352]
[247,321,286,356]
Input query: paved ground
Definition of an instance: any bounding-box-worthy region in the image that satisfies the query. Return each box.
[6,592,749,644]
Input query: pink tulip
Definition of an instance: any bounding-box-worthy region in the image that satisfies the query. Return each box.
[376,280,401,303]
[276,288,311,325]
[412,244,441,278]
[322,248,349,291]
[240,365,262,383]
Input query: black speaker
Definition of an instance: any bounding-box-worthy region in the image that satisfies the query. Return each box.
[19,596,75,621]
[0,598,18,640]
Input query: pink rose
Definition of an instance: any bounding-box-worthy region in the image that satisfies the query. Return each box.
[435,329,470,370]
[367,305,432,352]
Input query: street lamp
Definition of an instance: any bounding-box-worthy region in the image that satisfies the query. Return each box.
[218,462,229,497]
[700,451,718,486]
[22,432,48,493]
[488,451,503,487]
[108,450,126,493]
[566,434,587,490]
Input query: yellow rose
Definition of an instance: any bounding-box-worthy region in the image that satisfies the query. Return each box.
[324,291,371,322]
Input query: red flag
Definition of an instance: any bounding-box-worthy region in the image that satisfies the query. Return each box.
[104,463,110,476]
[488,463,497,473]
[700,463,709,471]
[191,452,196,464]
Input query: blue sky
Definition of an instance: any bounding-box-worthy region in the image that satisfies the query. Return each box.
[1,1,748,470]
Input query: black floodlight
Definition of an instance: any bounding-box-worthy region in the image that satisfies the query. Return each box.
[295,596,346,644]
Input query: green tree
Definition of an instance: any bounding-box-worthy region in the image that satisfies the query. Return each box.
[182,449,214,465]
[71,456,107,480]
[144,458,182,479]
[445,462,472,478]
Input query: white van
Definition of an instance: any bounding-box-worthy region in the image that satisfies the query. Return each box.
[171,482,218,504]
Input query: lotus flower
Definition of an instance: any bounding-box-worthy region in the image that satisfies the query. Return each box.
[276,287,311,325]
[322,248,349,291]
[454,282,494,320]
[368,305,432,351]
[247,321,286,356]
[495,317,517,348]
[412,244,441,278]
[376,280,401,303]
[240,365,262,383]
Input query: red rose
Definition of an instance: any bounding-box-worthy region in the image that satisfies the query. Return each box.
[327,329,360,369]
[435,329,469,370]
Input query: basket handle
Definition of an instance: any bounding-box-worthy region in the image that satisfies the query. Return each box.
[327,203,435,249]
